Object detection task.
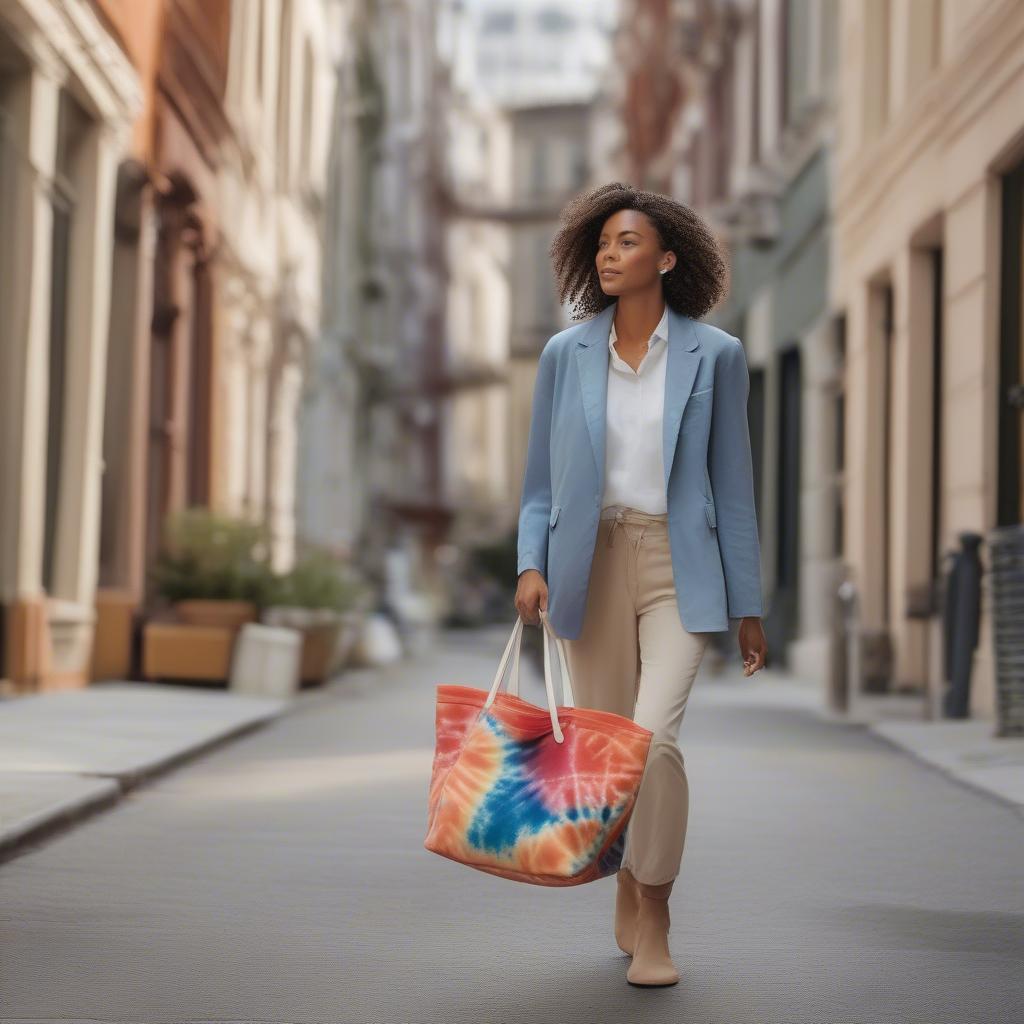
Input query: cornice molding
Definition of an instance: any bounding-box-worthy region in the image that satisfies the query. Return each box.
[834,3,1024,245]
[3,0,143,125]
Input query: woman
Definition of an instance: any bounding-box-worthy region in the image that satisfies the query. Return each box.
[514,182,768,988]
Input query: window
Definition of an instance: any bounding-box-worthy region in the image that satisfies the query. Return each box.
[254,0,264,99]
[929,248,943,581]
[530,139,548,194]
[43,90,90,592]
[570,138,588,188]
[832,312,846,558]
[537,7,574,32]
[997,161,1024,526]
[301,39,314,180]
[534,230,553,324]
[482,9,516,33]
[0,106,10,253]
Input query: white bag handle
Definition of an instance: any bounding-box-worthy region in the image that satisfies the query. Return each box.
[541,609,576,710]
[482,611,576,743]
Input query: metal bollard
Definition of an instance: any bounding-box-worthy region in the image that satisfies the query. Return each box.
[833,575,858,714]
[941,532,983,718]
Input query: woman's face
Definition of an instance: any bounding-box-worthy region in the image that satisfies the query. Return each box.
[595,208,675,295]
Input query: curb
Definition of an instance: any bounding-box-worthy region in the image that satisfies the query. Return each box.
[0,778,121,860]
[867,721,1024,820]
[0,693,309,866]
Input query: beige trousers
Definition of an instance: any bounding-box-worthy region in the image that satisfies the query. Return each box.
[563,504,711,886]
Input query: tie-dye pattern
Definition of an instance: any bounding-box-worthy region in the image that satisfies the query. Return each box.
[425,684,652,886]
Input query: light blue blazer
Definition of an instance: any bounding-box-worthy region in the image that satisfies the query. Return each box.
[517,300,764,640]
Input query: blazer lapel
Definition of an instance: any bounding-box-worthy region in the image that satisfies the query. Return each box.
[574,303,616,489]
[662,307,702,494]
[574,302,702,499]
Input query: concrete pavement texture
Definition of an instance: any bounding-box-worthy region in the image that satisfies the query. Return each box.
[1,626,1022,1024]
[870,718,1024,814]
[0,682,288,857]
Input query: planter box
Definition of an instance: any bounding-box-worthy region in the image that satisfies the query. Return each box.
[262,606,361,684]
[143,622,235,681]
[174,599,257,631]
[92,589,135,681]
[333,612,365,673]
[229,623,302,698]
[297,621,342,683]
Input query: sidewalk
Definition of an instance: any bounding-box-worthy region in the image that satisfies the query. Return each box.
[869,718,1024,815]
[479,626,1024,816]
[709,662,1024,818]
[0,682,291,860]
[3,638,1021,866]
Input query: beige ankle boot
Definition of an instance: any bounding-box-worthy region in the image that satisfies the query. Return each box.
[614,868,640,955]
[625,878,679,987]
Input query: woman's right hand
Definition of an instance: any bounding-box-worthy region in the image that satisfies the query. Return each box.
[514,569,548,625]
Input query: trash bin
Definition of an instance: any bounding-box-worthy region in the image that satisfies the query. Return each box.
[987,523,1024,737]
[229,623,303,698]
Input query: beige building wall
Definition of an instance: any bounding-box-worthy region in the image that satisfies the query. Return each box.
[832,0,1024,717]
[444,215,512,523]
[219,0,333,574]
[443,98,589,553]
[0,0,140,689]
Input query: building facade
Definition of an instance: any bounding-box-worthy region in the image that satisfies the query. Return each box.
[442,0,612,575]
[607,0,840,685]
[0,0,141,689]
[93,0,233,681]
[218,0,334,573]
[832,0,1024,718]
[301,0,454,629]
[1,0,335,690]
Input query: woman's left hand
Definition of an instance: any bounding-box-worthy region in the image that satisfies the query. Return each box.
[738,617,767,676]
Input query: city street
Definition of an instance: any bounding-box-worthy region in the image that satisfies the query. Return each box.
[2,626,1021,1024]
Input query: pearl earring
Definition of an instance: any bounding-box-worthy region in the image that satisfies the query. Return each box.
[659,268,668,275]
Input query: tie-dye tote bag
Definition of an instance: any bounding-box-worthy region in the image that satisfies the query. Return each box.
[424,610,653,886]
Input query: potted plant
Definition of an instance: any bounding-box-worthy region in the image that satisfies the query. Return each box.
[262,552,372,684]
[149,508,276,628]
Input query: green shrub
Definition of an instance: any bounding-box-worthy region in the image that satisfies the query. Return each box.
[269,552,369,612]
[149,507,277,607]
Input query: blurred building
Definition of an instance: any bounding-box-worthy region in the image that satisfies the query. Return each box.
[608,0,1024,723]
[832,0,1024,718]
[608,0,840,685]
[298,1,366,566]
[442,94,590,543]
[0,0,141,689]
[96,0,233,684]
[440,0,613,574]
[216,0,334,574]
[595,0,690,188]
[302,0,453,627]
[450,0,617,106]
[0,0,334,691]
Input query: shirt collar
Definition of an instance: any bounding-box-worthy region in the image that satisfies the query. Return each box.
[609,304,669,352]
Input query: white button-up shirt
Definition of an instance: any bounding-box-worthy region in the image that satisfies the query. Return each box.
[601,304,669,514]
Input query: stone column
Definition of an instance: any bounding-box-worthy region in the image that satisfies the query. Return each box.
[48,122,120,682]
[888,242,934,693]
[844,279,888,630]
[789,314,844,684]
[246,311,273,522]
[98,163,156,599]
[0,64,60,689]
[266,330,306,572]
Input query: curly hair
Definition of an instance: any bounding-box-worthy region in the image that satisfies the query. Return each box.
[549,182,728,321]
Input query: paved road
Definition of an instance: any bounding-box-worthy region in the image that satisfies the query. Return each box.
[2,626,1022,1024]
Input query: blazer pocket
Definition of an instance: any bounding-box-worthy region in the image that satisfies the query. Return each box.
[691,386,714,397]
[705,501,717,530]
[549,505,561,529]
